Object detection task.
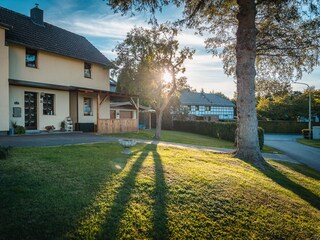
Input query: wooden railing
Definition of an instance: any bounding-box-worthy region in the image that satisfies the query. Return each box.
[98,119,138,134]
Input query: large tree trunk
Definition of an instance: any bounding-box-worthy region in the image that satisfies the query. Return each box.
[154,108,163,139]
[234,0,265,167]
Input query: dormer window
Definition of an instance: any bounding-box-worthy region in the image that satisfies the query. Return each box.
[26,48,37,68]
[84,62,91,78]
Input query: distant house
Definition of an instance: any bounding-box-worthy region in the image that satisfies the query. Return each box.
[178,91,235,121]
[110,79,117,92]
[0,5,139,134]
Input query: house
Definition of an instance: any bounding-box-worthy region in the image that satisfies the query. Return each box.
[0,5,139,134]
[178,91,235,121]
[110,79,117,92]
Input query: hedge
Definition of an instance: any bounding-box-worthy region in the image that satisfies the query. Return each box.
[258,121,320,134]
[173,120,237,142]
[173,120,264,149]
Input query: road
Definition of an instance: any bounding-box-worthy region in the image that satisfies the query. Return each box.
[265,134,320,172]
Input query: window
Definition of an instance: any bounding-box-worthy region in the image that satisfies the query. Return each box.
[84,62,91,78]
[26,48,37,68]
[43,94,54,115]
[195,105,199,111]
[84,97,92,116]
[205,106,211,111]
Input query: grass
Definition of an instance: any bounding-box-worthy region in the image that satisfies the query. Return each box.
[0,143,319,239]
[109,129,280,153]
[297,138,320,148]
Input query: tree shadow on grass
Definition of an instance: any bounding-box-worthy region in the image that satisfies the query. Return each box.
[101,144,168,239]
[152,146,169,240]
[253,161,320,210]
[272,161,320,181]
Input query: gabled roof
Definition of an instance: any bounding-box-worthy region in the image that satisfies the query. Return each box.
[180,91,235,107]
[0,7,115,68]
[110,79,117,86]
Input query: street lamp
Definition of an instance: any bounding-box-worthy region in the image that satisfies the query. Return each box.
[294,82,312,139]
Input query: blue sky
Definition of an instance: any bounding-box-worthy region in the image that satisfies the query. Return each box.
[1,0,319,97]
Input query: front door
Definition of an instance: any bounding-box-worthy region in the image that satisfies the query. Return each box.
[24,92,37,130]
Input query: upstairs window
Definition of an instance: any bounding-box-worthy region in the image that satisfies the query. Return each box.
[26,48,37,68]
[84,62,91,78]
[43,93,55,115]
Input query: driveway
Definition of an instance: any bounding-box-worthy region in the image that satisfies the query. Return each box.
[0,132,118,147]
[265,134,320,171]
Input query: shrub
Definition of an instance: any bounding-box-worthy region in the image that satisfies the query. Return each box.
[60,121,66,130]
[0,145,11,160]
[15,126,25,135]
[302,129,312,139]
[258,127,264,150]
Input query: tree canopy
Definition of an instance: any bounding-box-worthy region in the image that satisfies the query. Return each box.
[257,89,320,121]
[114,24,194,138]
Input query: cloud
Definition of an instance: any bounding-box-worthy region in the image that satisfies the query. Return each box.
[50,14,147,39]
[177,32,206,47]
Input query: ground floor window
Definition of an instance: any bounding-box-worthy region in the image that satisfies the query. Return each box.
[84,97,92,116]
[43,93,55,115]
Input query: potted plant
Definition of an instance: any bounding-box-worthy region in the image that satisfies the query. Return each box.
[45,125,55,133]
[60,121,66,131]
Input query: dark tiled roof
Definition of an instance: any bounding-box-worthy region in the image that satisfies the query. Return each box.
[0,7,115,68]
[180,91,235,107]
[110,79,117,86]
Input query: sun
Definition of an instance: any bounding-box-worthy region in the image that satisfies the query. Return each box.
[163,71,172,83]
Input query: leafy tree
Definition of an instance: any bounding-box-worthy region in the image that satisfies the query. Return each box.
[107,0,320,166]
[114,24,194,138]
[256,79,292,98]
[257,89,320,121]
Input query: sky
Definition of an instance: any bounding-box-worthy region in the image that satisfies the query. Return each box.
[1,0,319,98]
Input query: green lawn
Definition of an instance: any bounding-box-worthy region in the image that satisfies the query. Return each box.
[109,129,280,153]
[0,143,319,239]
[297,138,320,148]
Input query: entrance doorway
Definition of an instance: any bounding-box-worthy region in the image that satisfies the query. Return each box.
[24,92,37,130]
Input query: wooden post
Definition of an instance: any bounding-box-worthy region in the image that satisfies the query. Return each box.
[97,91,100,133]
[149,112,152,130]
[137,97,139,132]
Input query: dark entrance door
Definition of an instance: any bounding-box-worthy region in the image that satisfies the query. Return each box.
[24,92,37,130]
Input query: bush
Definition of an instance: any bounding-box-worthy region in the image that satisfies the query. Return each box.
[258,127,264,150]
[0,145,11,160]
[302,129,312,139]
[15,126,26,135]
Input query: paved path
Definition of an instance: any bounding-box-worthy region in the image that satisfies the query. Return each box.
[0,132,298,164]
[265,134,320,171]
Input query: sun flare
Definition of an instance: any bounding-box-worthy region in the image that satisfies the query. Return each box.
[163,71,172,83]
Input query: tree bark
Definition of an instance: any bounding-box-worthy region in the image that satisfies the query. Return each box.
[234,0,265,167]
[153,73,177,139]
[154,108,163,139]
